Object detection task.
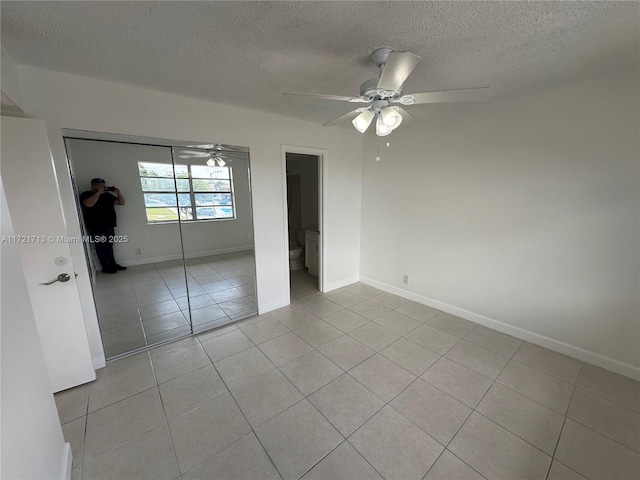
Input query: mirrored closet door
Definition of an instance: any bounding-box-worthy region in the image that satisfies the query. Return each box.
[65,135,256,360]
[169,146,257,334]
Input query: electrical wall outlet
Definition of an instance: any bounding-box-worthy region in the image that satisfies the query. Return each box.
[402,274,409,284]
[135,248,142,255]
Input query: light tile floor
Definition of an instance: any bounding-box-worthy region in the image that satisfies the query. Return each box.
[56,282,640,480]
[289,267,320,300]
[95,251,257,358]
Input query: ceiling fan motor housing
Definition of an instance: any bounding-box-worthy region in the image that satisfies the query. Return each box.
[359,77,402,101]
[371,47,393,67]
[370,99,391,115]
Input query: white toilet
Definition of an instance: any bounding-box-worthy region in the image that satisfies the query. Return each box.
[289,231,305,270]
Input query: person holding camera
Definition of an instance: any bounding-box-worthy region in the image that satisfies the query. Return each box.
[80,178,126,274]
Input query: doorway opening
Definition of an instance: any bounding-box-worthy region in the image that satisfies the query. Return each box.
[283,149,324,301]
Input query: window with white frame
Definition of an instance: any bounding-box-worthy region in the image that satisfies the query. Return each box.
[138,162,235,223]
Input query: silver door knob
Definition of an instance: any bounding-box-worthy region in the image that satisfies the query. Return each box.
[42,273,71,285]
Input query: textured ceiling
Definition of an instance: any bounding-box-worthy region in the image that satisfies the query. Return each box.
[1,1,638,125]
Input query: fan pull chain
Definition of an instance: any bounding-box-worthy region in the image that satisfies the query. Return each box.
[375,137,390,162]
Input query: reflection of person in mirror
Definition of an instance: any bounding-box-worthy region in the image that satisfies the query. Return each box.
[80,178,127,274]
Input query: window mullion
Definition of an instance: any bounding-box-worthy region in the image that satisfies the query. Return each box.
[189,165,196,221]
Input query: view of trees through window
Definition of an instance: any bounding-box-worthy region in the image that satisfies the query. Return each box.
[138,162,234,223]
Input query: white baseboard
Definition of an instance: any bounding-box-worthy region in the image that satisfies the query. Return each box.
[120,246,254,267]
[360,276,640,380]
[259,298,290,315]
[92,353,106,370]
[258,275,360,314]
[61,442,72,480]
[324,276,360,293]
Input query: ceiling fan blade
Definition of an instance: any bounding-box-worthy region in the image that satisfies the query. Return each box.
[183,145,242,153]
[404,87,492,104]
[395,107,420,128]
[283,92,369,103]
[179,150,210,156]
[186,144,221,150]
[179,154,210,159]
[377,51,421,94]
[322,110,361,127]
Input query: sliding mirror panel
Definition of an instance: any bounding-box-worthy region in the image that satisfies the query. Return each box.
[65,139,192,359]
[172,147,257,333]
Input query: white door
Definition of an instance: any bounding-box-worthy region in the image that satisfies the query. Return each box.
[1,116,95,392]
[1,178,72,479]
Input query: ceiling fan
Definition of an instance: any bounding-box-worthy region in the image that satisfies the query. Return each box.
[179,149,229,167]
[185,143,241,152]
[284,47,491,136]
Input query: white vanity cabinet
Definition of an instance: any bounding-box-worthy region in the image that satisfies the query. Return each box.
[305,230,319,276]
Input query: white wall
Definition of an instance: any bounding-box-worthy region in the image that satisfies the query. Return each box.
[15,66,363,334]
[66,138,253,265]
[360,70,640,377]
[1,178,72,480]
[1,46,24,109]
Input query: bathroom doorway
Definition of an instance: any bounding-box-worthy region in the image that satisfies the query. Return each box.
[283,147,324,301]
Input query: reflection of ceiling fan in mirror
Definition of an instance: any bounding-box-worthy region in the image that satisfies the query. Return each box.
[284,47,491,136]
[179,149,229,167]
[186,143,242,152]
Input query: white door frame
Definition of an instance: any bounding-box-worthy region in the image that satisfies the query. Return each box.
[281,145,326,302]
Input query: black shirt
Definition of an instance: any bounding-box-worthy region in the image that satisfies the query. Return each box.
[80,191,118,232]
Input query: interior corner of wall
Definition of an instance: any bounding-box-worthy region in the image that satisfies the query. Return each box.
[258,298,290,315]
[61,442,73,480]
[324,276,360,293]
[92,353,106,371]
[1,46,26,112]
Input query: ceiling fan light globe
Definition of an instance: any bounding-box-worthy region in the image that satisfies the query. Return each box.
[216,158,226,167]
[352,110,374,133]
[376,116,392,136]
[389,111,403,131]
[206,158,216,167]
[381,106,402,128]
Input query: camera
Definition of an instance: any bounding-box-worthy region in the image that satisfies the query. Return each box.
[103,186,115,192]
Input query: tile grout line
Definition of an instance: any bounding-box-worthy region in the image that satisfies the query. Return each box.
[390,321,548,479]
[426,368,494,477]
[149,349,183,479]
[571,383,640,416]
[420,359,509,480]
[75,389,91,480]
[163,324,282,478]
[211,356,287,480]
[563,410,640,456]
[78,353,168,475]
[435,333,558,471]
[206,313,382,479]
[252,297,492,476]
[289,307,456,480]
[544,364,579,480]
